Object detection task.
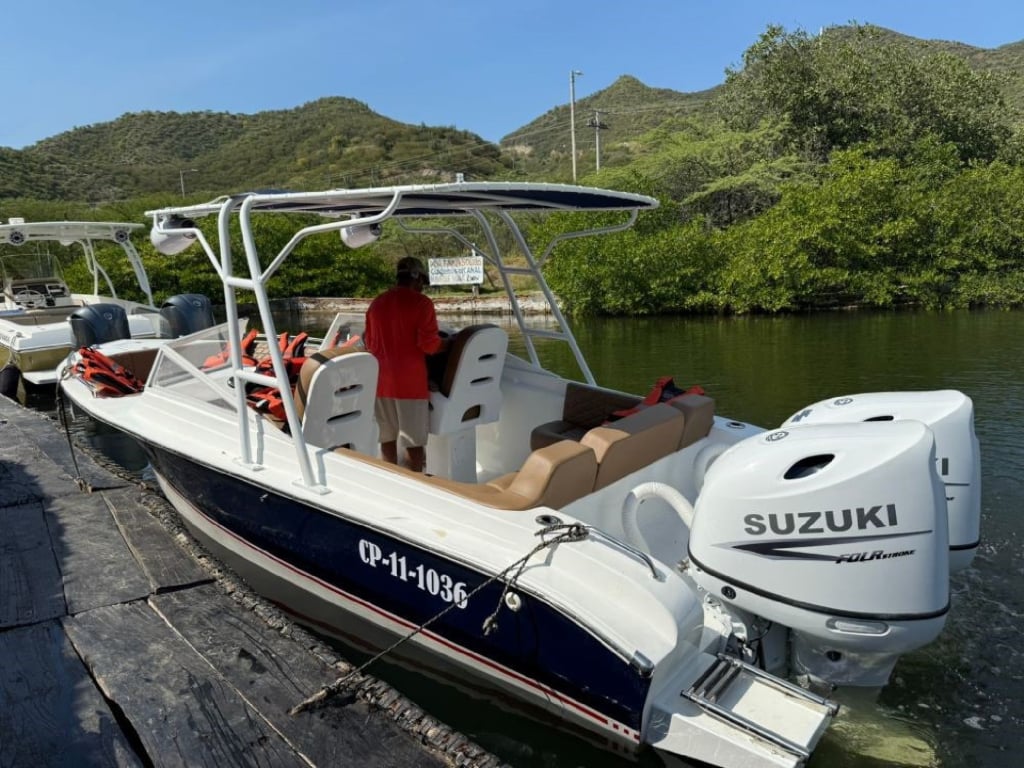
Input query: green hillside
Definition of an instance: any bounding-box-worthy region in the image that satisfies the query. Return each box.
[1,97,506,202]
[2,25,1024,202]
[831,26,1024,115]
[4,22,1024,315]
[500,75,717,176]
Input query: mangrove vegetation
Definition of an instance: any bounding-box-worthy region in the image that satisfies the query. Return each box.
[3,24,1024,315]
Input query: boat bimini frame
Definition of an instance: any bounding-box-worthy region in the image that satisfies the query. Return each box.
[145,182,659,492]
[1,219,152,307]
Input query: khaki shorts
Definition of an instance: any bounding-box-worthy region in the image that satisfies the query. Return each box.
[375,397,429,447]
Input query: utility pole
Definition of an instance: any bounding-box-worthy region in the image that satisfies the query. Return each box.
[179,168,198,197]
[569,69,583,183]
[588,110,609,171]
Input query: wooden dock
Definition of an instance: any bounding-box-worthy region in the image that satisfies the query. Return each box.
[0,395,506,767]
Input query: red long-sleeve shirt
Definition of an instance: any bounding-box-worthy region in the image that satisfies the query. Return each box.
[363,285,443,399]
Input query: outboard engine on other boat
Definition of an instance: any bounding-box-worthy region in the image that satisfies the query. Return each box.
[687,420,949,689]
[160,293,215,338]
[0,363,20,399]
[780,390,980,572]
[69,303,132,348]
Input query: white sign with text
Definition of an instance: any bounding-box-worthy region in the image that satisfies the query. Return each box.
[428,255,484,286]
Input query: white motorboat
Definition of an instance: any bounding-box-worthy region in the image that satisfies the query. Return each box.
[58,182,982,768]
[0,219,165,393]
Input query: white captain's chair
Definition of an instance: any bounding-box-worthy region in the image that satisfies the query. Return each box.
[426,324,508,481]
[295,347,379,454]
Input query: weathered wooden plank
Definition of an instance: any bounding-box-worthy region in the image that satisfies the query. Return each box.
[2,396,495,768]
[45,493,151,614]
[0,453,42,509]
[0,432,50,508]
[100,486,211,593]
[0,401,116,493]
[0,423,113,528]
[2,400,152,611]
[152,585,448,767]
[0,619,141,767]
[0,502,66,628]
[64,600,308,768]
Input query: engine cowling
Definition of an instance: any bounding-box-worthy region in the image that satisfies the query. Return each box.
[781,390,980,572]
[688,420,949,687]
[69,303,131,348]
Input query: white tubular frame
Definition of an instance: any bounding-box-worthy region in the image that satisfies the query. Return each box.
[145,183,656,491]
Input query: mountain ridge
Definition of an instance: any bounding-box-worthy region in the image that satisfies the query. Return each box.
[2,25,1022,202]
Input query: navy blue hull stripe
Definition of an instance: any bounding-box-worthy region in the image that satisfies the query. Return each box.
[144,443,650,737]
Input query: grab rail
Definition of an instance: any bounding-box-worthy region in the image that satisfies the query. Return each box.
[582,524,662,580]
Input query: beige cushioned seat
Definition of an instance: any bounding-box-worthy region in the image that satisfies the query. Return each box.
[530,382,642,450]
[580,403,686,489]
[481,439,598,509]
[666,393,716,449]
[294,346,378,452]
[336,439,597,511]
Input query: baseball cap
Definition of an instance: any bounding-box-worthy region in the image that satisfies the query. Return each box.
[397,256,429,285]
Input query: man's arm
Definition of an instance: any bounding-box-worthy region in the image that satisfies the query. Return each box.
[362,313,374,352]
[416,300,444,356]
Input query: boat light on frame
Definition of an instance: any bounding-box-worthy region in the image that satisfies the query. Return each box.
[150,215,197,255]
[340,220,382,249]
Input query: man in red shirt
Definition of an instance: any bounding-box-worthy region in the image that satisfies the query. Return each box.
[363,256,446,471]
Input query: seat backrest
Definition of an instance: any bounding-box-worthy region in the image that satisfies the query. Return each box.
[581,403,686,490]
[429,324,508,434]
[495,439,598,510]
[336,439,597,511]
[295,347,378,453]
[562,381,642,426]
[666,393,716,449]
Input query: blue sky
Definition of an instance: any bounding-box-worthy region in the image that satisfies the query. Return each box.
[3,0,1022,150]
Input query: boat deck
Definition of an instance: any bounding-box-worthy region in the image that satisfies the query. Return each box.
[0,395,502,767]
[0,304,81,324]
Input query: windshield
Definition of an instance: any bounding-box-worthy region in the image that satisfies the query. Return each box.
[1,252,65,284]
[148,321,248,409]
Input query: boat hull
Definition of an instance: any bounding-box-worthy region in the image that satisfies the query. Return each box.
[0,306,158,386]
[143,442,651,750]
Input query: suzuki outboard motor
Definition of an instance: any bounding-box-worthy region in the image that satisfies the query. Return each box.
[69,303,131,348]
[781,391,980,572]
[160,293,215,338]
[688,420,949,688]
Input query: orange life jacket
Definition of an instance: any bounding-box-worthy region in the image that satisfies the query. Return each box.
[325,328,362,350]
[201,327,259,369]
[72,347,145,398]
[246,385,289,421]
[245,331,310,421]
[252,331,309,379]
[609,376,705,421]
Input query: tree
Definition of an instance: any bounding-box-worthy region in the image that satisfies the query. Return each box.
[716,24,1013,164]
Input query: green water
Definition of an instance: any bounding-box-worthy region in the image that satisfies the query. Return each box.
[273,307,1019,768]
[571,311,1023,768]
[75,307,1024,767]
